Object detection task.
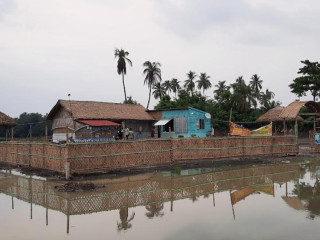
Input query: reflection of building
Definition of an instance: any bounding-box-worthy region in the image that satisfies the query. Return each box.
[0,163,301,233]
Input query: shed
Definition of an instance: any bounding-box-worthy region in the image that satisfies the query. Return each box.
[47,100,155,143]
[148,107,212,138]
[0,111,17,141]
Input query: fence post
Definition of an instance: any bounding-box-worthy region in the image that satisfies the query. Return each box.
[65,162,71,180]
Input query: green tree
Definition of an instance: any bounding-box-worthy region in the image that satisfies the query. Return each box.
[289,60,320,101]
[124,96,139,105]
[196,72,212,96]
[231,77,255,113]
[170,78,180,98]
[143,61,162,109]
[184,71,197,96]
[249,74,263,108]
[152,82,166,99]
[162,80,172,95]
[115,48,132,103]
[14,112,51,138]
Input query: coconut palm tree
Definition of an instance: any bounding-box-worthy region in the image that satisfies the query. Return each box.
[249,74,263,95]
[143,61,162,109]
[184,71,197,96]
[162,80,172,95]
[114,48,132,103]
[117,207,135,231]
[145,203,164,218]
[152,82,166,99]
[196,73,212,96]
[171,78,180,98]
[214,80,230,95]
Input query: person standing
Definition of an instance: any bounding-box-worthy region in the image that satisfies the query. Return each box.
[125,127,129,140]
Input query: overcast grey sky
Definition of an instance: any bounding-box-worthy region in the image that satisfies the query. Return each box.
[1,0,320,117]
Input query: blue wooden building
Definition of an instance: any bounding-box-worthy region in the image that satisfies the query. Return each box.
[148,107,212,138]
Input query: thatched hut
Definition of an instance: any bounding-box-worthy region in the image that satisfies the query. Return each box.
[0,111,17,140]
[257,101,320,135]
[47,100,155,143]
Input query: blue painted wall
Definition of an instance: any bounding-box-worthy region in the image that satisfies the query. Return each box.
[158,107,211,138]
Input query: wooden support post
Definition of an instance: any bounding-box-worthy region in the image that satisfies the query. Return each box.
[29,125,32,141]
[314,115,316,132]
[5,127,8,141]
[45,124,48,142]
[11,127,14,141]
[283,120,286,135]
[66,127,69,143]
[169,127,172,138]
[65,162,71,180]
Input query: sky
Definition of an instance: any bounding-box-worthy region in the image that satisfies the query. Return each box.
[1,0,320,118]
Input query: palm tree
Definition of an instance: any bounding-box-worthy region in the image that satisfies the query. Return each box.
[114,48,132,103]
[214,80,230,95]
[162,80,172,95]
[249,74,263,109]
[171,78,180,98]
[152,82,166,99]
[143,61,162,109]
[231,77,253,113]
[117,207,135,231]
[196,73,212,96]
[249,74,263,94]
[145,203,164,218]
[184,71,197,96]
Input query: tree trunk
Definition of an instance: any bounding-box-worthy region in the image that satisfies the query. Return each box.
[122,73,127,103]
[147,86,151,109]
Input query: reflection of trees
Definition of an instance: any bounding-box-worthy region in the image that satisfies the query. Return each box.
[145,202,164,218]
[292,178,320,219]
[117,207,135,231]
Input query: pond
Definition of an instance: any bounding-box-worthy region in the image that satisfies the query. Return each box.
[1,160,320,240]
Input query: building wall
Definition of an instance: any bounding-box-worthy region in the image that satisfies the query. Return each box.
[160,108,211,138]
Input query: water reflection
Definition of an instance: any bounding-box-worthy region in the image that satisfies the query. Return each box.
[1,161,319,237]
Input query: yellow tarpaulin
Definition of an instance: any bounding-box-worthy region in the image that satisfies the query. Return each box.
[230,122,272,137]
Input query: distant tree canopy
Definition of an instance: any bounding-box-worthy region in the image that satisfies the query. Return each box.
[13,112,52,138]
[289,60,320,101]
[155,73,279,133]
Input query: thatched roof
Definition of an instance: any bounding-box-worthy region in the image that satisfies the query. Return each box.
[280,101,320,120]
[0,111,17,127]
[256,105,304,123]
[257,101,320,123]
[47,100,154,121]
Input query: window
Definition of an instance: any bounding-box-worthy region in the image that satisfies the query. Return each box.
[196,119,205,129]
[175,117,187,133]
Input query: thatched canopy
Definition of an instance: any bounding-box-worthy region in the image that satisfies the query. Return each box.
[47,100,155,121]
[0,111,17,127]
[280,101,320,120]
[256,105,304,123]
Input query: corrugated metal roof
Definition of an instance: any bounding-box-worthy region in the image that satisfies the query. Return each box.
[78,119,120,127]
[154,119,172,126]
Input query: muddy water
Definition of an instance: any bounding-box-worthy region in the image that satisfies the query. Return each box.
[1,161,320,240]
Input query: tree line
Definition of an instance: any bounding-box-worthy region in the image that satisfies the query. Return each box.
[115,48,282,132]
[0,113,52,139]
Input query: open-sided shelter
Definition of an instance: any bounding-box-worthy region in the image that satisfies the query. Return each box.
[256,101,320,135]
[0,111,17,141]
[46,100,155,143]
